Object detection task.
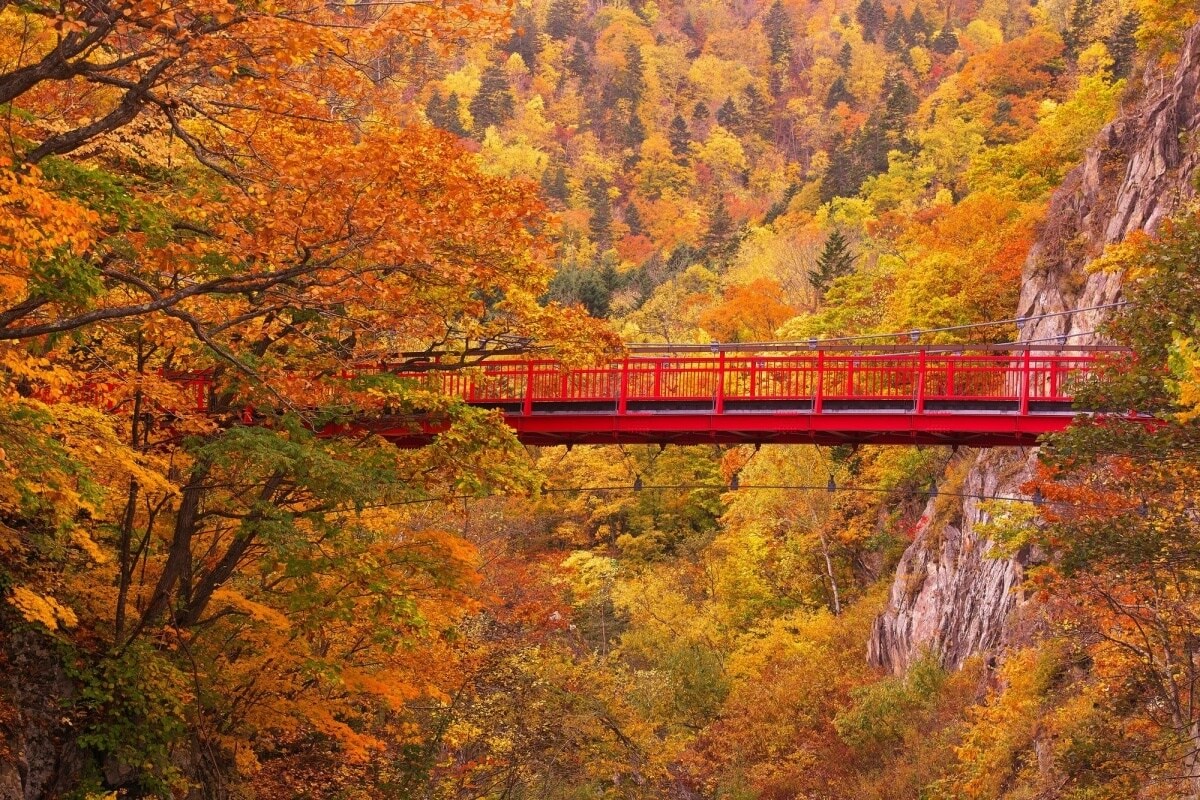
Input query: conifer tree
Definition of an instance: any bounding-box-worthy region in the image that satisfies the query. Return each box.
[614,44,645,103]
[716,97,741,129]
[625,104,646,149]
[586,177,613,249]
[692,101,710,123]
[669,114,691,157]
[764,0,794,66]
[504,9,541,71]
[470,65,515,132]
[742,85,770,136]
[704,197,735,253]
[837,42,853,70]
[1107,12,1140,78]
[546,0,580,40]
[931,27,959,54]
[884,11,911,52]
[809,230,857,297]
[568,39,593,82]
[625,202,644,236]
[909,5,931,43]
[426,92,467,136]
[824,76,855,109]
[855,0,887,42]
[541,164,569,203]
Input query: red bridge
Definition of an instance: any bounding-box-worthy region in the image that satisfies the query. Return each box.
[304,344,1113,448]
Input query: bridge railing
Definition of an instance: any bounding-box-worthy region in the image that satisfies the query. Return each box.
[67,347,1107,418]
[394,347,1106,413]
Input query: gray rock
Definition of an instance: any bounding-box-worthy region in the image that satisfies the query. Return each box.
[869,20,1200,674]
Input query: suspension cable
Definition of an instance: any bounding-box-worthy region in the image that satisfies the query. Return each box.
[627,301,1130,353]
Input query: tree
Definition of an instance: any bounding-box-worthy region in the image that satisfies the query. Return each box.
[470,64,516,132]
[837,42,854,71]
[909,6,932,44]
[569,39,594,81]
[855,0,888,43]
[716,97,742,129]
[625,202,644,236]
[669,113,692,158]
[586,177,614,248]
[546,0,581,39]
[809,230,857,298]
[426,91,468,136]
[1024,210,1200,797]
[1107,12,1141,78]
[504,8,542,71]
[825,76,856,109]
[625,104,647,149]
[693,100,711,123]
[704,196,736,255]
[542,164,570,203]
[931,27,960,54]
[764,0,794,66]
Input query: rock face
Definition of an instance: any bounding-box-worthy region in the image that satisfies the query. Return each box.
[868,24,1200,674]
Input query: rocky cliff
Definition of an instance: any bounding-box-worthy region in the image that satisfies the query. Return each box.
[868,25,1200,674]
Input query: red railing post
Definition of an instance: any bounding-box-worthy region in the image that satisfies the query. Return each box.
[1019,347,1031,415]
[916,349,927,414]
[946,356,955,398]
[523,361,534,416]
[814,350,825,413]
[715,350,726,414]
[618,357,629,414]
[653,359,663,399]
[749,357,757,399]
[845,357,854,397]
[1049,355,1060,399]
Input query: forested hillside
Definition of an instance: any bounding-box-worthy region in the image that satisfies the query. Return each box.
[3,0,1200,797]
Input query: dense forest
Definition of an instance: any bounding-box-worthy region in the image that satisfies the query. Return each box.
[3,0,1200,796]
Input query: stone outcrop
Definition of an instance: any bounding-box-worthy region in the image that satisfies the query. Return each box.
[869,24,1200,674]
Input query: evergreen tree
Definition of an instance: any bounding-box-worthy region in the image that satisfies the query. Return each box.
[909,6,931,44]
[884,11,911,52]
[742,84,770,136]
[764,0,794,66]
[1107,12,1140,78]
[546,0,580,40]
[624,104,646,149]
[503,9,541,71]
[669,113,691,158]
[716,97,741,129]
[931,27,959,54]
[881,72,917,145]
[837,42,853,70]
[824,76,855,109]
[541,164,569,203]
[1063,0,1098,56]
[625,202,643,236]
[442,93,467,137]
[614,44,645,103]
[469,65,515,132]
[704,197,735,254]
[809,230,857,297]
[425,91,446,127]
[820,136,860,203]
[692,101,710,123]
[426,92,466,136]
[855,0,887,43]
[585,177,613,249]
[854,111,891,177]
[568,39,592,82]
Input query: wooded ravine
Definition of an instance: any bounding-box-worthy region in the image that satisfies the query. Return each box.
[4,0,1200,797]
